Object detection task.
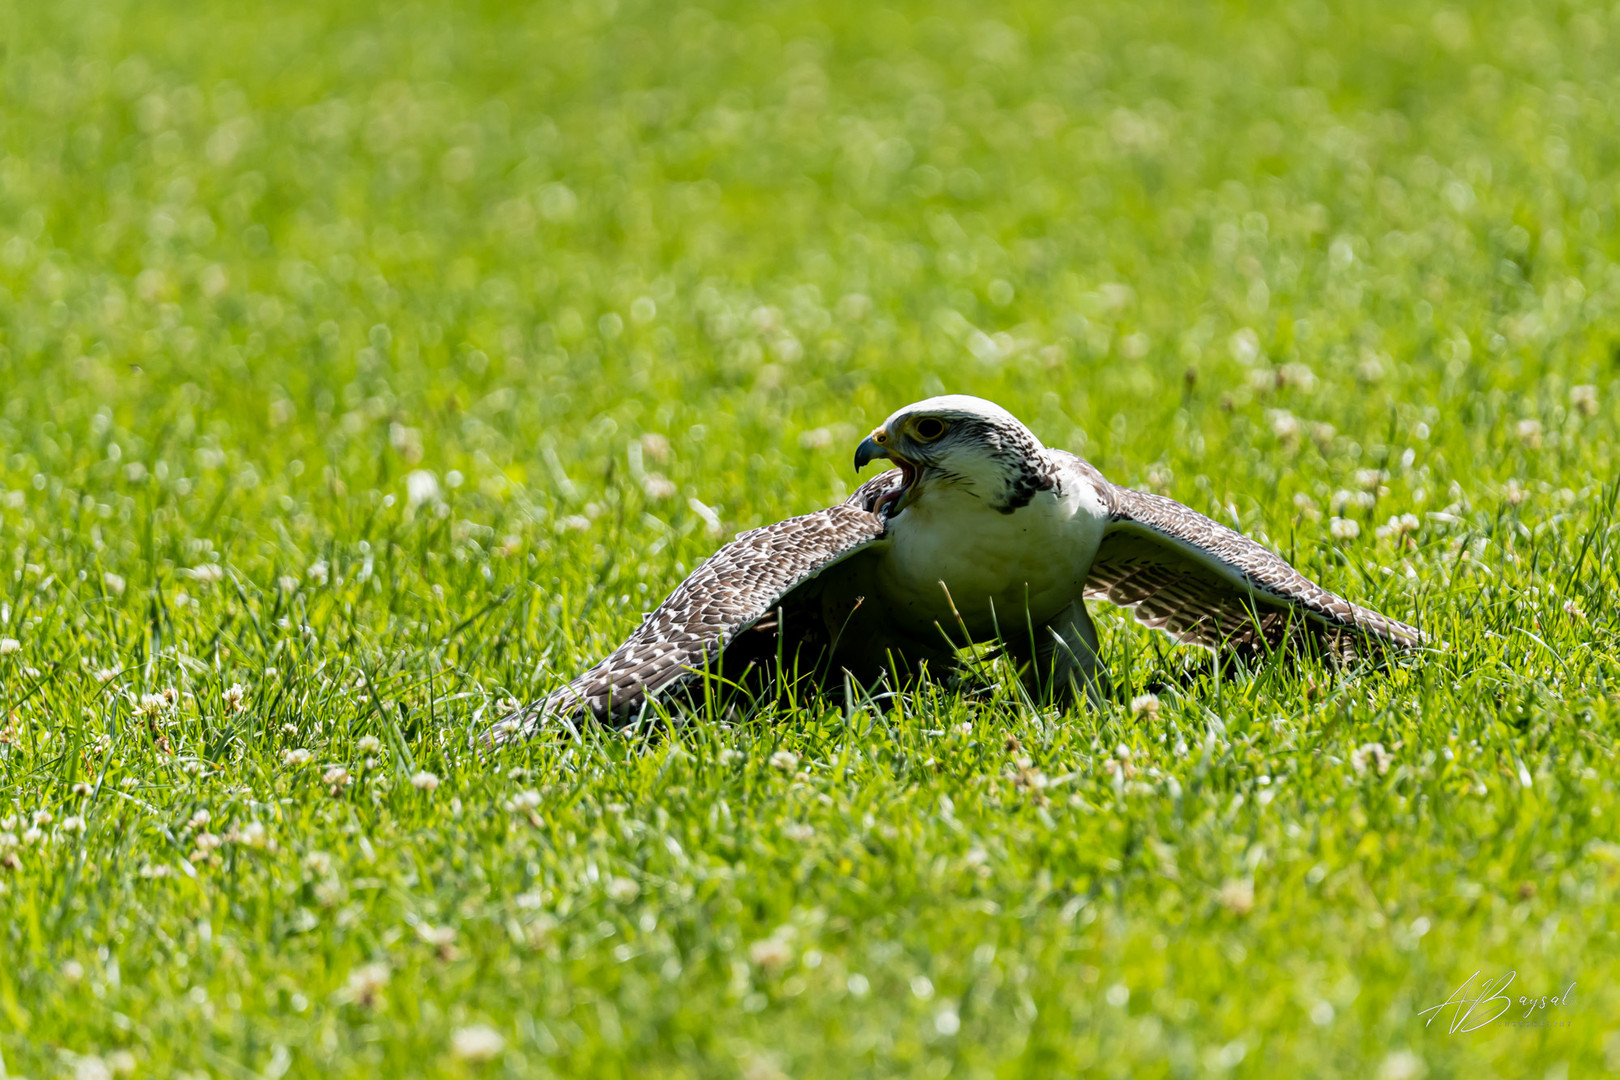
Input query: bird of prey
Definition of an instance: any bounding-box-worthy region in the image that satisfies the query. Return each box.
[502,395,1422,735]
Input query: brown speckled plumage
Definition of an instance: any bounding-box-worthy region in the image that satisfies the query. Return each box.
[495,470,905,738]
[498,401,1426,740]
[1085,468,1424,660]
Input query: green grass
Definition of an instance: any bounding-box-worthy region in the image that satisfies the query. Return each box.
[2,0,1619,1075]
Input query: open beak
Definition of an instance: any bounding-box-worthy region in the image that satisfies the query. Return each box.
[854,430,890,471]
[854,428,918,517]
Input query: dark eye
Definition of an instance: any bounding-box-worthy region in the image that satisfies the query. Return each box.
[914,417,946,441]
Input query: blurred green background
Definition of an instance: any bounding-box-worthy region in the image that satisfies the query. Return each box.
[6,0,1616,517]
[2,0,1618,1076]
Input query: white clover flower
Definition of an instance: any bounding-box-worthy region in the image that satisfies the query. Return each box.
[405,469,440,507]
[641,473,677,500]
[193,832,221,853]
[640,433,671,463]
[1350,742,1392,777]
[72,782,93,796]
[605,876,640,902]
[1219,878,1255,915]
[1331,489,1375,513]
[283,748,312,767]
[954,721,973,736]
[417,923,457,948]
[236,821,268,847]
[103,572,126,595]
[1229,327,1260,364]
[22,827,43,845]
[748,936,794,971]
[223,683,247,712]
[1375,512,1421,541]
[0,638,19,656]
[1267,410,1301,442]
[33,810,52,827]
[188,809,211,829]
[96,668,118,683]
[1378,1050,1425,1080]
[322,766,351,787]
[799,427,834,450]
[1329,517,1360,541]
[356,735,382,754]
[1516,418,1543,447]
[62,815,86,834]
[1130,693,1160,717]
[346,962,390,1007]
[1570,384,1599,416]
[769,750,800,772]
[450,1025,505,1062]
[190,563,225,584]
[509,789,542,812]
[410,771,440,791]
[76,1054,115,1080]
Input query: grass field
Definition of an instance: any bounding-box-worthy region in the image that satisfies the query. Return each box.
[3,0,1619,1075]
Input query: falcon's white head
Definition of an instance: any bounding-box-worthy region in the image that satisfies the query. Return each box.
[853,395,1054,517]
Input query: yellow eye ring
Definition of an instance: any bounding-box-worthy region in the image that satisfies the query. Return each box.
[913,417,947,441]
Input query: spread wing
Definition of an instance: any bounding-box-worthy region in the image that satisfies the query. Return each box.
[495,471,904,739]
[1084,479,1424,662]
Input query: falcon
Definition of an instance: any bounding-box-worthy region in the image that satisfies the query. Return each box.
[501,395,1423,736]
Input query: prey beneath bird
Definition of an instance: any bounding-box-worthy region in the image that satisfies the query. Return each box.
[500,395,1423,737]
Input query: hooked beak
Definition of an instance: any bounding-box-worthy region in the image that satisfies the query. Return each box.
[854,430,891,471]
[854,427,920,517]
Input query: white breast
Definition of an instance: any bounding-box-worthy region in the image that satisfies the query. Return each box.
[875,465,1109,641]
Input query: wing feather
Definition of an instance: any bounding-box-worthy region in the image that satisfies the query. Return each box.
[498,484,900,738]
[1086,481,1424,662]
